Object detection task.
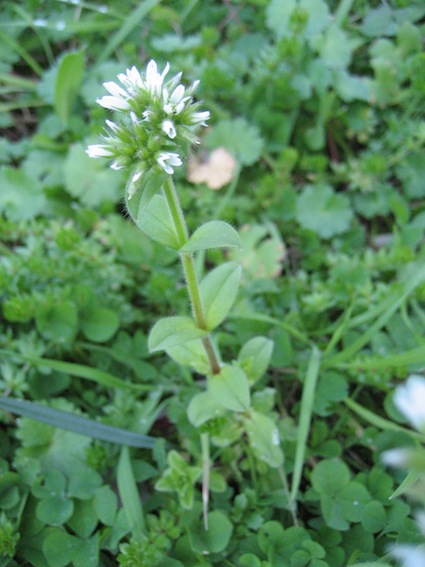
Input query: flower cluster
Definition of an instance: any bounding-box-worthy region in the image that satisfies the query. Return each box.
[86,60,209,199]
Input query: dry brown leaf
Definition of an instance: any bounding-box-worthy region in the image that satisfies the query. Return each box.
[187,147,236,190]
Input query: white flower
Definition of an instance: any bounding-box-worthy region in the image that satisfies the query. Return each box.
[392,544,425,567]
[103,81,128,99]
[157,152,182,174]
[96,95,130,111]
[191,111,210,126]
[86,145,114,158]
[145,60,170,97]
[162,119,177,139]
[105,119,119,132]
[117,66,143,91]
[394,375,425,431]
[381,448,411,467]
[163,84,188,115]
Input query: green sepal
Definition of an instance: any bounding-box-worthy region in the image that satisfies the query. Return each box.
[238,336,274,384]
[179,220,241,253]
[148,316,208,352]
[187,391,225,427]
[200,262,242,331]
[208,364,250,412]
[243,410,283,468]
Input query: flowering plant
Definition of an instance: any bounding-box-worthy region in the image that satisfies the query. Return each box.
[87,60,283,531]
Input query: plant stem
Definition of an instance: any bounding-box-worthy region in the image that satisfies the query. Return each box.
[162,176,223,529]
[201,432,210,530]
[162,176,221,375]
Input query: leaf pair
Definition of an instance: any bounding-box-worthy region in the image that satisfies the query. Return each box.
[148,262,242,352]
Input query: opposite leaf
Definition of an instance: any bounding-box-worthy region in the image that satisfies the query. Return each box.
[187,391,225,427]
[208,365,250,412]
[179,221,241,253]
[138,193,181,249]
[200,262,242,331]
[148,316,208,352]
[243,410,284,468]
[238,336,274,384]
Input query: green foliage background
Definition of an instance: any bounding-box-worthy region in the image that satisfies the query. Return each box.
[0,0,425,565]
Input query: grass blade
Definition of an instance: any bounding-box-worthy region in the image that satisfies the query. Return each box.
[117,446,146,539]
[290,346,321,505]
[0,396,157,448]
[26,356,153,392]
[344,398,425,443]
[97,0,161,63]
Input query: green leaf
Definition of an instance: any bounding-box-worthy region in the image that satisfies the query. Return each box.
[117,446,146,539]
[165,339,209,374]
[228,223,285,281]
[36,301,78,343]
[54,50,85,124]
[188,510,233,554]
[81,308,119,343]
[266,0,330,41]
[42,529,81,567]
[148,316,208,352]
[64,143,122,206]
[68,465,102,499]
[0,396,157,448]
[339,481,371,522]
[199,262,241,330]
[0,166,47,220]
[187,391,225,427]
[311,459,350,495]
[180,221,241,253]
[94,486,117,526]
[238,336,274,384]
[125,171,165,227]
[320,493,349,531]
[37,494,73,527]
[67,499,98,538]
[243,411,283,468]
[361,501,387,533]
[205,118,264,166]
[296,184,353,238]
[138,193,180,249]
[208,365,250,412]
[290,347,321,504]
[24,355,151,392]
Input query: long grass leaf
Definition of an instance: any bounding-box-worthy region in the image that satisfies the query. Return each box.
[290,346,321,505]
[117,446,146,539]
[0,396,157,448]
[26,356,153,391]
[97,0,161,63]
[344,398,425,443]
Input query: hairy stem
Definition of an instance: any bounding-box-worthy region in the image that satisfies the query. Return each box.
[162,176,221,375]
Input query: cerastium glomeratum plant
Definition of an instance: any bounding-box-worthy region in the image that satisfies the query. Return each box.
[87,60,286,528]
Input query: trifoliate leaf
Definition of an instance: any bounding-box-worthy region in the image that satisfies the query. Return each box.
[205,118,263,166]
[228,224,286,281]
[296,184,353,238]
